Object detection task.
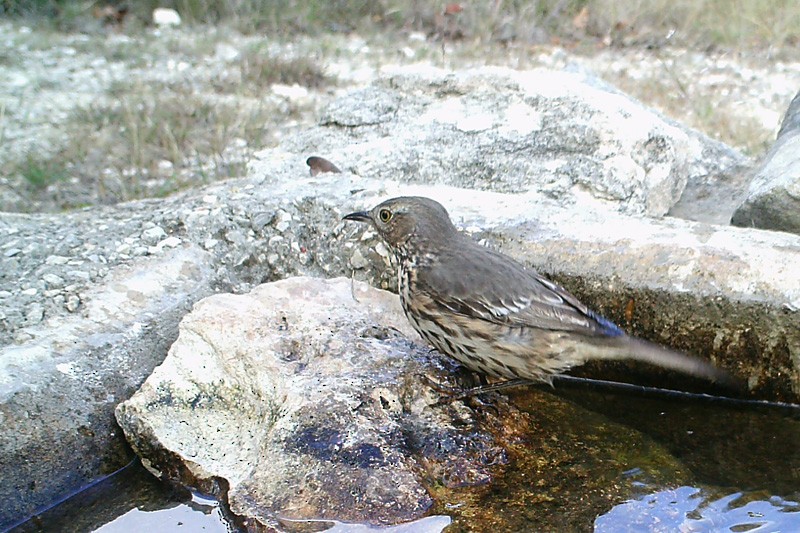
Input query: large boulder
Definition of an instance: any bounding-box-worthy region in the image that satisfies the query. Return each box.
[270,66,748,220]
[731,90,800,234]
[1,66,796,528]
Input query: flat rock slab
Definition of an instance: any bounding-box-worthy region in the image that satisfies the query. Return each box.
[116,277,507,529]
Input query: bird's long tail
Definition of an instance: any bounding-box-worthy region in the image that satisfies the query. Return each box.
[596,335,739,388]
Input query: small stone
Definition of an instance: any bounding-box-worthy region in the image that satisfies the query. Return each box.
[272,84,309,103]
[141,226,167,244]
[46,255,70,265]
[275,210,293,233]
[66,294,81,312]
[153,7,181,26]
[25,303,44,325]
[158,236,182,249]
[225,230,246,245]
[251,212,275,232]
[21,288,38,296]
[22,243,39,255]
[215,43,240,62]
[67,270,91,281]
[4,248,22,257]
[0,290,12,298]
[349,248,369,269]
[43,274,65,288]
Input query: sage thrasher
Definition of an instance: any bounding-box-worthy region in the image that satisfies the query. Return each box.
[344,196,733,388]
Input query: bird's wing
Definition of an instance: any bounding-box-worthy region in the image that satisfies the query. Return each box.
[419,244,623,338]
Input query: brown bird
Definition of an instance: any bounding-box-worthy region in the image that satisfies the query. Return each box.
[344,196,734,388]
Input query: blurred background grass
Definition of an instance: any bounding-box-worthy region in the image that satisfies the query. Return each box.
[2,0,800,50]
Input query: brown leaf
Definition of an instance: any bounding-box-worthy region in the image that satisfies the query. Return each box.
[572,6,589,32]
[306,156,341,176]
[624,298,635,324]
[443,3,464,15]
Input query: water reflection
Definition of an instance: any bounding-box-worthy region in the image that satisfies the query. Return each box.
[9,460,238,533]
[278,515,451,532]
[94,491,232,533]
[548,382,800,493]
[595,486,800,532]
[9,456,450,533]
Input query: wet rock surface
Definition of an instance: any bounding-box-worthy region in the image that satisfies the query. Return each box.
[115,277,694,531]
[1,65,799,529]
[115,277,507,528]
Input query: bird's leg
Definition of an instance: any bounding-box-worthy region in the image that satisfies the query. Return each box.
[447,378,539,400]
[420,354,486,393]
[418,373,466,395]
[425,377,540,405]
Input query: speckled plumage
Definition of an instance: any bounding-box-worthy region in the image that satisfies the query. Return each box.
[344,196,731,385]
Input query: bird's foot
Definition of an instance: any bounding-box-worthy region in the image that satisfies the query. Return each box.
[422,376,539,406]
[419,373,465,396]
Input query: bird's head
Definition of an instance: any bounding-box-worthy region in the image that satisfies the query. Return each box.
[343,196,457,251]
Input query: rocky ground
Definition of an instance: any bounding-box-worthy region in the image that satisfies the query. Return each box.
[1,20,799,213]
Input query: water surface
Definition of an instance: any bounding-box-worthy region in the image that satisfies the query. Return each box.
[11,381,800,532]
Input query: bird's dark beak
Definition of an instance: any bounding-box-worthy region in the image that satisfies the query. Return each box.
[343,211,371,223]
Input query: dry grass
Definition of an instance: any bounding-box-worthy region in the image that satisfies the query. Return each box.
[586,0,800,50]
[233,45,330,96]
[5,84,277,210]
[0,14,336,212]
[4,0,799,51]
[610,73,773,156]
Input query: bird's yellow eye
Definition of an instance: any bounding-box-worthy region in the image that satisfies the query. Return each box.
[378,209,392,223]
